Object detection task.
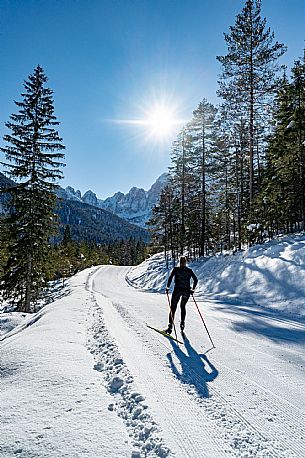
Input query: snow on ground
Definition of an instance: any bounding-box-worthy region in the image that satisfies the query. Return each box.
[1,235,305,457]
[0,280,70,339]
[0,268,132,458]
[90,264,305,458]
[127,234,305,321]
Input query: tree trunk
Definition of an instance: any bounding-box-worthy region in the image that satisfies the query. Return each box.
[200,118,206,257]
[25,253,32,313]
[249,8,255,213]
[181,130,186,254]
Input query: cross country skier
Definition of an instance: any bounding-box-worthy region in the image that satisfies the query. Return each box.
[165,256,198,334]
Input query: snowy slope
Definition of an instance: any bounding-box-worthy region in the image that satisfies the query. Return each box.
[127,234,305,321]
[1,236,305,457]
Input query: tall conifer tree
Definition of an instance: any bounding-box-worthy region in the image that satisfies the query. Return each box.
[263,55,305,234]
[0,65,65,311]
[190,99,217,255]
[217,0,286,213]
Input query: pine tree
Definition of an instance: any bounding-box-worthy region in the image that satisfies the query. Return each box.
[217,0,286,212]
[148,182,180,265]
[0,65,65,312]
[262,55,305,234]
[62,225,72,246]
[189,99,217,256]
[291,57,305,227]
[169,126,194,254]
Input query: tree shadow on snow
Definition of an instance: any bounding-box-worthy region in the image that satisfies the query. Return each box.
[230,315,305,346]
[166,335,218,398]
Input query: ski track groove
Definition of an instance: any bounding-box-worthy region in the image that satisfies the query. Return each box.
[92,290,207,458]
[197,302,305,458]
[86,274,171,458]
[200,301,305,364]
[109,297,292,458]
[203,312,305,437]
[111,300,227,458]
[208,348,305,457]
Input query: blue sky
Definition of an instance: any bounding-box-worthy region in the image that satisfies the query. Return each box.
[0,0,304,198]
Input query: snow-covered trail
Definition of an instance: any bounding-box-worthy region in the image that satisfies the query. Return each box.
[0,268,133,458]
[90,265,305,458]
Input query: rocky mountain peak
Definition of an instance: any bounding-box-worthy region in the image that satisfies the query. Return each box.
[82,190,98,207]
[57,173,169,228]
[65,186,82,201]
[99,174,169,227]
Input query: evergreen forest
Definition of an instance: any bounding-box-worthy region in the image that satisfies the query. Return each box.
[149,0,305,265]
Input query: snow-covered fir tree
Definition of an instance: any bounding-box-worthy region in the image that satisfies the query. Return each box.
[0,65,65,312]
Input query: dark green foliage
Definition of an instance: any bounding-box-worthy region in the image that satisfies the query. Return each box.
[260,56,305,235]
[148,181,180,266]
[217,0,286,209]
[0,171,150,245]
[1,1,303,306]
[0,65,65,311]
[149,3,305,255]
[188,100,218,255]
[47,236,147,283]
[56,199,149,244]
[149,100,220,258]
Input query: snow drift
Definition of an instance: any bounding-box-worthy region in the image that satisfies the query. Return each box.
[127,234,305,320]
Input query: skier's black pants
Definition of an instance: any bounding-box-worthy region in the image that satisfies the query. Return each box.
[168,288,190,326]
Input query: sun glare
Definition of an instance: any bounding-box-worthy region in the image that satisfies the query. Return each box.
[109,97,185,145]
[147,107,175,138]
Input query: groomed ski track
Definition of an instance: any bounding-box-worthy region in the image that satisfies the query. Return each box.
[89,265,305,458]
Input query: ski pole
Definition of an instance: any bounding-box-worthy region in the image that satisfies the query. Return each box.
[166,291,179,343]
[191,293,215,348]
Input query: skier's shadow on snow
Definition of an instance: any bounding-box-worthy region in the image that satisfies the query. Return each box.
[166,335,218,398]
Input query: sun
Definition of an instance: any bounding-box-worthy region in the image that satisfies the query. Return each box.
[146,106,176,138]
[109,98,185,144]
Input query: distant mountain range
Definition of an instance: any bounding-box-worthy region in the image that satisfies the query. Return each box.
[56,173,169,227]
[56,199,149,244]
[0,172,168,244]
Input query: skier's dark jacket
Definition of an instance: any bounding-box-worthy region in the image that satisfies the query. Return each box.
[166,266,198,291]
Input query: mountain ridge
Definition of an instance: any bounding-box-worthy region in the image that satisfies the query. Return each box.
[58,173,168,227]
[0,172,149,244]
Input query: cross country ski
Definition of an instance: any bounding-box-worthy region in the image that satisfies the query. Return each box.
[146,324,184,344]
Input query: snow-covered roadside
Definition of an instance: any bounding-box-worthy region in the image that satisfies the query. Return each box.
[0,268,132,458]
[127,234,305,321]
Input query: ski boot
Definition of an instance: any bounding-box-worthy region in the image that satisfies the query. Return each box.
[164,325,172,334]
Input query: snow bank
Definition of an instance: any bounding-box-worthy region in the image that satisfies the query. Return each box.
[127,235,305,320]
[0,311,29,338]
[0,280,71,339]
